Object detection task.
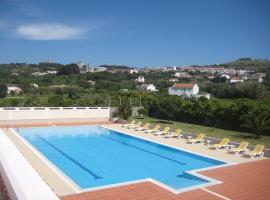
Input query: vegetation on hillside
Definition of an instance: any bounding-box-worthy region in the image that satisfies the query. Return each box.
[218,58,270,71]
[0,61,269,138]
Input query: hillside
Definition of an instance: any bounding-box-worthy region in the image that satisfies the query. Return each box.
[219,58,270,71]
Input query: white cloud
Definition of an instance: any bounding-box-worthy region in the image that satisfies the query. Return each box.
[16,23,85,40]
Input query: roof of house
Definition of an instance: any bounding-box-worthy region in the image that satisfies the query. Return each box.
[230,76,242,80]
[172,83,196,89]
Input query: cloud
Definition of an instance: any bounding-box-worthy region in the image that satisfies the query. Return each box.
[16,23,85,40]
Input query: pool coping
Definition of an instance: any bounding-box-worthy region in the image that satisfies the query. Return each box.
[8,128,81,194]
[9,124,238,195]
[98,125,235,194]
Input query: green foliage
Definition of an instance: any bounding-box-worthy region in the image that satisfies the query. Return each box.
[57,64,80,76]
[48,95,64,106]
[145,94,270,136]
[0,84,7,98]
[137,107,148,117]
[211,76,227,83]
[241,110,270,138]
[117,99,132,120]
[206,82,269,99]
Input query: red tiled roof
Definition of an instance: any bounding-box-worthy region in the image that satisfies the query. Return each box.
[230,76,242,80]
[172,83,195,89]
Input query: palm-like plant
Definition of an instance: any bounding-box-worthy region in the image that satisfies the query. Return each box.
[117,101,132,120]
[241,111,270,139]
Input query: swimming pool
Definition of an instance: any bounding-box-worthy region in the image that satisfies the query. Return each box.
[17,126,225,191]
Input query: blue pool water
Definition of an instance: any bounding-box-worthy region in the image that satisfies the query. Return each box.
[17,126,225,190]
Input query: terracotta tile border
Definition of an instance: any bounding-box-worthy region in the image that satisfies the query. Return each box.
[60,159,270,200]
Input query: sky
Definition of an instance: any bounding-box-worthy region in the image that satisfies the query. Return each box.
[0,0,270,67]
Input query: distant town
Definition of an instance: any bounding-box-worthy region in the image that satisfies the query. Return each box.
[3,57,267,101]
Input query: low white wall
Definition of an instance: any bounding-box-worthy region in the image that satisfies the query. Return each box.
[0,107,110,121]
[0,129,60,200]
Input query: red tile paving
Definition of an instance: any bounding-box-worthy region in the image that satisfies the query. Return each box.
[60,159,270,200]
[201,159,270,200]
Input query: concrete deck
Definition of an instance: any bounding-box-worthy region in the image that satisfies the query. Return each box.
[105,124,263,163]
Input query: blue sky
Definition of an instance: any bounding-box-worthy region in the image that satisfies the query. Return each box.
[0,0,269,66]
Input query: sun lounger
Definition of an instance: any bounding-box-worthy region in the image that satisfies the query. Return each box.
[145,125,160,133]
[210,138,230,150]
[168,129,182,138]
[187,133,205,144]
[245,144,264,159]
[127,121,142,129]
[154,127,170,136]
[228,142,249,155]
[135,123,150,131]
[122,120,136,128]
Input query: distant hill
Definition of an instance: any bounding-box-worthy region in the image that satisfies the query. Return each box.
[99,65,131,73]
[99,65,130,70]
[219,58,270,71]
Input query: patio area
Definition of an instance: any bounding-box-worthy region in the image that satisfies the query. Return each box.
[61,159,270,200]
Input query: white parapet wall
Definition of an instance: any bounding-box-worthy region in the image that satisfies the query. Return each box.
[0,129,60,200]
[0,107,110,121]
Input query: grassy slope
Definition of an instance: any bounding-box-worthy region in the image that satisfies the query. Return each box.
[132,116,270,148]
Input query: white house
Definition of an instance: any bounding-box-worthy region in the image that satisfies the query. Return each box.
[31,83,39,88]
[169,78,178,82]
[7,85,22,94]
[168,83,199,97]
[137,84,157,92]
[175,72,191,78]
[76,62,84,69]
[135,76,145,83]
[94,67,107,72]
[220,74,230,80]
[230,76,244,83]
[80,64,94,73]
[130,69,139,74]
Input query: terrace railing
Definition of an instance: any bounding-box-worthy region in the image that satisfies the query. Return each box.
[0,107,110,121]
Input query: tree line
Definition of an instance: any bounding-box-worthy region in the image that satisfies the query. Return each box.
[142,94,270,137]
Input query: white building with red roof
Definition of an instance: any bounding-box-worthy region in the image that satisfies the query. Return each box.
[168,83,199,97]
[230,76,244,83]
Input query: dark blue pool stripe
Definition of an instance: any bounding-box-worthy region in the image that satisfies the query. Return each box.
[35,135,103,180]
[100,135,185,166]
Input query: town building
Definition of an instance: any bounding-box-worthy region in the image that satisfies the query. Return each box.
[31,83,39,88]
[220,74,230,80]
[137,84,158,92]
[168,83,199,97]
[169,78,178,82]
[7,84,22,94]
[230,76,244,83]
[175,72,191,78]
[31,71,57,76]
[94,67,107,72]
[129,69,139,74]
[135,76,145,83]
